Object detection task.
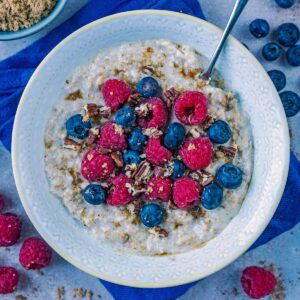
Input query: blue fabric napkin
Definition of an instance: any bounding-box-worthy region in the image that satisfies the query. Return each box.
[0,1,299,299]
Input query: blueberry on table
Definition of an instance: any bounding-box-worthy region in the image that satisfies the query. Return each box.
[216,164,243,190]
[136,76,160,98]
[286,45,300,66]
[139,203,165,227]
[66,114,91,139]
[275,0,295,8]
[201,183,223,210]
[83,184,106,205]
[123,150,141,165]
[171,159,185,180]
[163,122,186,150]
[262,43,282,61]
[115,106,136,128]
[249,19,270,38]
[208,120,232,144]
[280,91,300,117]
[277,23,299,47]
[128,128,147,152]
[268,70,286,91]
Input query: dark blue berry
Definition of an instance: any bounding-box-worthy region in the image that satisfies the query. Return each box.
[286,45,300,66]
[66,114,91,139]
[277,23,299,47]
[123,150,141,165]
[208,120,232,144]
[275,0,295,8]
[280,91,300,117]
[128,128,147,152]
[163,122,186,150]
[136,76,160,98]
[249,19,270,38]
[216,164,243,190]
[139,203,165,227]
[262,43,282,61]
[115,106,136,128]
[268,70,286,91]
[171,159,185,180]
[82,184,106,205]
[201,183,223,210]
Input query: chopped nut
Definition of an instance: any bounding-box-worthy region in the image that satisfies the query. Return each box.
[191,170,214,186]
[202,115,216,130]
[154,166,165,178]
[148,226,168,237]
[111,152,124,168]
[143,127,163,138]
[135,103,152,118]
[187,126,203,138]
[97,147,111,154]
[125,182,146,196]
[83,103,100,120]
[128,92,143,106]
[125,163,138,177]
[189,206,206,219]
[127,199,144,214]
[87,128,99,145]
[217,146,237,158]
[122,233,130,243]
[168,200,178,210]
[132,160,153,183]
[141,65,155,75]
[164,87,181,110]
[63,138,81,151]
[99,106,112,119]
[65,90,82,101]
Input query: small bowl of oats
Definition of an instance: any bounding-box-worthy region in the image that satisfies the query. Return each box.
[0,0,67,41]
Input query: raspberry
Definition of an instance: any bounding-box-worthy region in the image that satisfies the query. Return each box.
[241,266,277,299]
[97,122,127,151]
[144,137,172,165]
[0,213,22,247]
[173,178,201,209]
[175,91,208,125]
[107,174,134,206]
[102,79,132,111]
[179,137,213,170]
[137,98,168,129]
[146,177,172,202]
[19,237,52,270]
[0,195,5,212]
[81,149,114,181]
[0,267,19,294]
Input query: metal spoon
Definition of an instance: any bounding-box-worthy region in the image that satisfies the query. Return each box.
[201,0,249,81]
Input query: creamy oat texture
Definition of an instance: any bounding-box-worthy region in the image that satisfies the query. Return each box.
[44,40,253,255]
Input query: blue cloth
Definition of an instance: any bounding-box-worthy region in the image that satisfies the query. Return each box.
[0,1,299,299]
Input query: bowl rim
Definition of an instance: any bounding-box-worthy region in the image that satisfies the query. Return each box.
[12,10,290,287]
[0,0,68,41]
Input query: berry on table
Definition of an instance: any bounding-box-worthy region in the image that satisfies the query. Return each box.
[171,159,185,180]
[66,114,91,139]
[0,267,19,294]
[262,42,282,61]
[0,213,22,247]
[208,120,232,144]
[201,183,223,210]
[216,164,243,189]
[275,0,295,8]
[139,203,165,227]
[0,195,5,212]
[286,45,300,66]
[115,106,136,128]
[268,70,286,91]
[249,19,270,38]
[277,23,299,47]
[145,137,172,165]
[123,150,141,165]
[82,184,106,205]
[128,128,147,152]
[280,91,300,117]
[136,76,160,98]
[163,122,186,150]
[146,177,172,202]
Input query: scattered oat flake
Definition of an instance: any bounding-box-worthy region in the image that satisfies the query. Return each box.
[56,286,65,300]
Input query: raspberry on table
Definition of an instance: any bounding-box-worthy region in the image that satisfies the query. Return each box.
[144,137,172,166]
[241,266,277,299]
[0,267,19,294]
[101,79,132,111]
[146,177,172,202]
[0,195,5,212]
[0,213,22,247]
[179,137,213,170]
[19,237,52,270]
[81,149,114,181]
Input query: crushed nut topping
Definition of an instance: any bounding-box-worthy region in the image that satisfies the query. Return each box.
[127,199,144,214]
[187,126,203,138]
[111,152,124,168]
[143,127,163,138]
[113,123,124,135]
[128,92,143,106]
[202,115,216,131]
[63,138,81,151]
[135,103,152,118]
[65,90,83,101]
[86,128,99,145]
[148,226,168,237]
[97,147,111,154]
[132,160,153,183]
[99,106,112,119]
[188,206,206,219]
[125,163,138,177]
[217,146,237,158]
[190,170,214,186]
[188,143,196,151]
[168,200,178,210]
[154,166,165,178]
[83,103,100,120]
[125,183,146,196]
[141,64,155,75]
[164,87,181,110]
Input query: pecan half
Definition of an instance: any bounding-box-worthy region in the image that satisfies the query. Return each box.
[217,146,237,158]
[83,103,100,120]
[125,163,138,178]
[132,160,153,183]
[63,138,81,151]
[111,152,124,168]
[128,92,143,106]
[190,170,214,186]
[148,226,168,237]
[164,87,181,110]
[202,115,216,131]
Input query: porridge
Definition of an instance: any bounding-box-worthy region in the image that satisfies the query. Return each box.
[44,40,253,255]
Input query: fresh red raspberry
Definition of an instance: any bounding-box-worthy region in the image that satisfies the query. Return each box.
[0,267,19,294]
[0,213,22,247]
[241,266,277,299]
[144,137,172,165]
[146,177,172,202]
[101,79,132,111]
[0,195,5,212]
[107,174,134,206]
[173,178,201,209]
[19,237,52,270]
[179,137,213,170]
[137,98,168,129]
[81,149,114,181]
[97,121,127,151]
[175,91,208,125]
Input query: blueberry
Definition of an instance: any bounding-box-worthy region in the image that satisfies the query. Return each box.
[208,120,232,144]
[128,128,147,152]
[66,114,91,139]
[163,122,186,150]
[286,45,300,66]
[249,19,270,38]
[268,70,286,91]
[82,184,106,205]
[216,164,243,190]
[280,91,300,117]
[277,23,299,47]
[262,43,282,61]
[171,159,185,180]
[275,0,295,8]
[139,203,165,227]
[115,106,136,128]
[201,183,223,210]
[123,150,141,165]
[136,76,160,98]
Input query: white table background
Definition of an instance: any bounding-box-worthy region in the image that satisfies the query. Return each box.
[0,1,299,299]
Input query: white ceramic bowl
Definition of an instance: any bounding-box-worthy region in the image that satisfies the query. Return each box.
[12,10,289,288]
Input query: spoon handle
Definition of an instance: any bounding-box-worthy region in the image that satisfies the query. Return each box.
[202,0,249,80]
